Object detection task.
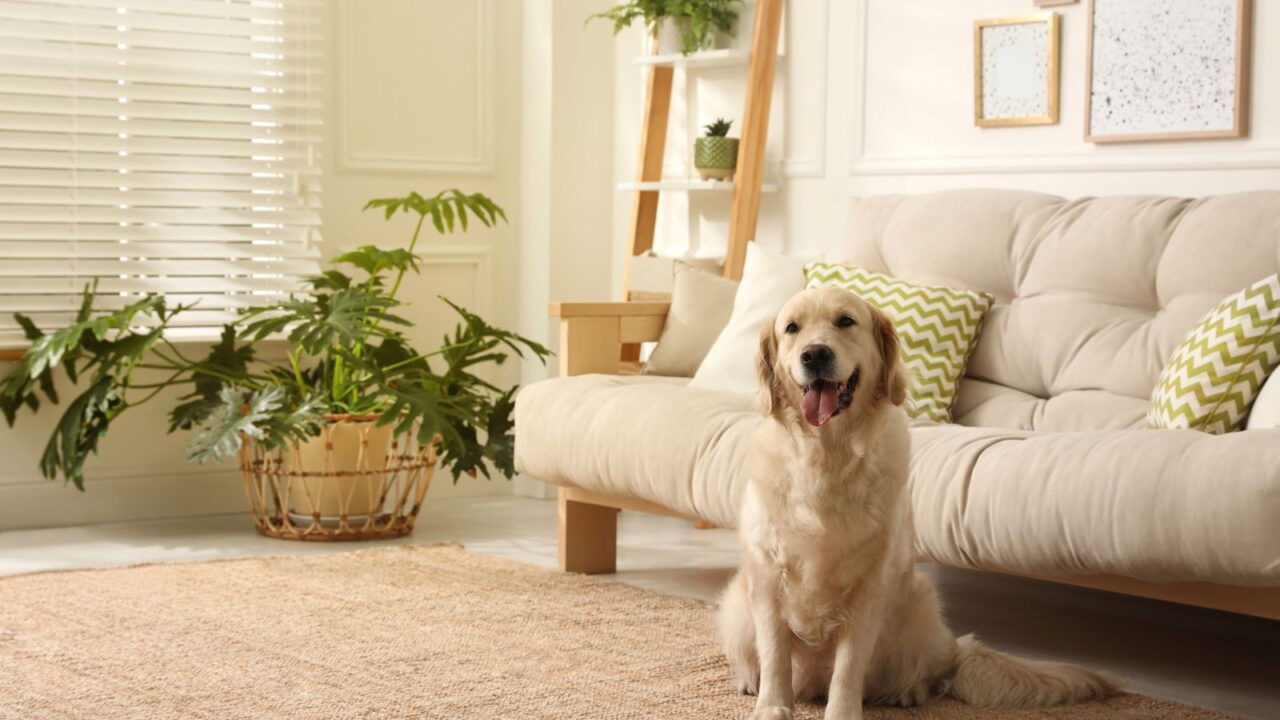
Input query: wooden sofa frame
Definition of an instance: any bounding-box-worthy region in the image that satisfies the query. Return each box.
[547,301,1280,622]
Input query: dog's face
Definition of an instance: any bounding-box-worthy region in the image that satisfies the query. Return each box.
[758,287,907,427]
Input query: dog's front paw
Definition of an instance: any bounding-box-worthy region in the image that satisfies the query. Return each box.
[749,707,793,720]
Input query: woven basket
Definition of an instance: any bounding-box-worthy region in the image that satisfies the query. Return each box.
[239,414,436,541]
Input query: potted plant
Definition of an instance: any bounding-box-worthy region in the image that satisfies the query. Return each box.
[591,0,744,56]
[695,117,739,180]
[0,190,549,540]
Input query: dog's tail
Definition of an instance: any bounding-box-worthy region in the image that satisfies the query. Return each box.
[945,634,1121,707]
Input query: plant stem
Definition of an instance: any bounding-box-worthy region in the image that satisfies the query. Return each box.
[127,379,182,407]
[141,352,265,389]
[388,213,427,304]
[289,346,307,395]
[160,338,196,366]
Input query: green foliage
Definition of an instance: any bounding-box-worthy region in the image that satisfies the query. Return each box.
[332,245,419,280]
[590,0,742,55]
[670,0,743,54]
[186,386,281,465]
[703,117,733,137]
[0,189,549,489]
[589,0,668,34]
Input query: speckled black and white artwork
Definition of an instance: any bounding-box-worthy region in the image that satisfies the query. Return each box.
[1089,0,1241,137]
[981,22,1050,120]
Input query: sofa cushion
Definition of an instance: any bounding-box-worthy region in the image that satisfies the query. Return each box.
[910,424,1280,585]
[952,379,1148,432]
[644,261,739,378]
[690,242,808,395]
[515,375,758,524]
[1148,273,1280,433]
[514,375,1280,584]
[831,190,1280,432]
[805,261,994,423]
[1246,366,1280,429]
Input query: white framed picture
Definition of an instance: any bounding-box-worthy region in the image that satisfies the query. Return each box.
[1086,0,1252,142]
[974,13,1061,127]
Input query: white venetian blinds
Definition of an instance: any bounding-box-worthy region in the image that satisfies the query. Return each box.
[0,0,323,347]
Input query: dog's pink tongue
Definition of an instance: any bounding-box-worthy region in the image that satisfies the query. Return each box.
[802,384,839,427]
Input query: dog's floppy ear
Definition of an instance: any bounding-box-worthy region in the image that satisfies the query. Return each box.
[757,315,783,418]
[871,305,909,406]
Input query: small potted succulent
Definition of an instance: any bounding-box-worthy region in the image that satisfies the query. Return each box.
[695,118,739,180]
[591,0,744,56]
[0,190,549,540]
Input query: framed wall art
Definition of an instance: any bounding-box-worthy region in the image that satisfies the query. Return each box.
[974,13,1060,127]
[1035,0,1078,6]
[1086,0,1252,142]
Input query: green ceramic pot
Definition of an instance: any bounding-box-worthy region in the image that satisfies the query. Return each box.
[694,136,739,180]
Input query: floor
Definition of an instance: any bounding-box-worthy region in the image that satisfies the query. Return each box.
[0,495,1275,719]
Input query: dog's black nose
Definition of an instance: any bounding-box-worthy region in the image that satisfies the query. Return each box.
[800,344,833,368]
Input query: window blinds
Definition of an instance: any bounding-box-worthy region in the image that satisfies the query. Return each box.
[0,0,323,347]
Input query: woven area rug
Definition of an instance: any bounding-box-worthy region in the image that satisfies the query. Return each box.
[0,544,1230,719]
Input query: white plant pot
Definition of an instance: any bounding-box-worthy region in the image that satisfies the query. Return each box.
[653,16,688,55]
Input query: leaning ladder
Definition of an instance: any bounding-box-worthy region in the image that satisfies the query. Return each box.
[621,0,785,296]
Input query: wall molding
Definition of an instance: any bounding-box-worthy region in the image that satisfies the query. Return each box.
[418,245,494,319]
[852,147,1280,176]
[846,0,1280,177]
[782,0,829,179]
[335,0,495,176]
[0,469,245,531]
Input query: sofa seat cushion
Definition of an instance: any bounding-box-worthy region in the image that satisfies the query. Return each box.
[911,425,1280,585]
[514,375,759,525]
[952,379,1148,432]
[516,377,1280,584]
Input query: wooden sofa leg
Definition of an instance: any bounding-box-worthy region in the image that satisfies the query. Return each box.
[558,488,618,574]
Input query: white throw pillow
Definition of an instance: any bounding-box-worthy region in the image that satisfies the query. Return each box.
[1246,369,1280,429]
[689,242,808,395]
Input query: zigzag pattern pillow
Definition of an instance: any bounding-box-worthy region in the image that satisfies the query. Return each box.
[1148,274,1280,434]
[805,262,994,423]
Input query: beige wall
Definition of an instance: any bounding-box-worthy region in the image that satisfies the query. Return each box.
[0,0,542,529]
[514,0,617,498]
[323,0,528,502]
[617,0,1280,265]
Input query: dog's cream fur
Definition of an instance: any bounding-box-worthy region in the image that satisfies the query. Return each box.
[717,287,1119,720]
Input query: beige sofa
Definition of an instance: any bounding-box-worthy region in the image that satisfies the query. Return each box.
[515,189,1280,619]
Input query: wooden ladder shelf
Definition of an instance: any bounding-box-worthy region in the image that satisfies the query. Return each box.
[623,0,785,297]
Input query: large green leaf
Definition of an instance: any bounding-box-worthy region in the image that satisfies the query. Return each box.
[39,376,122,490]
[332,245,419,279]
[168,325,255,432]
[186,386,282,465]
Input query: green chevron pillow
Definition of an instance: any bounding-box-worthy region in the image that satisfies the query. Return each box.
[1148,274,1280,434]
[805,262,994,423]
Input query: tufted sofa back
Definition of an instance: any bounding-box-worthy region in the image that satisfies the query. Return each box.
[828,190,1280,432]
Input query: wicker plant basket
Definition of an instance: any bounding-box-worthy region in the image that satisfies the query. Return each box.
[239,414,436,541]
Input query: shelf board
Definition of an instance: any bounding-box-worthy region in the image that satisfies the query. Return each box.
[634,48,750,69]
[619,179,780,193]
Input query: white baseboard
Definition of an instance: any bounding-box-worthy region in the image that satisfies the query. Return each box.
[512,474,556,500]
[0,468,247,532]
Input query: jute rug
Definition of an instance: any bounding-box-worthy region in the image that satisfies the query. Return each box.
[0,544,1230,719]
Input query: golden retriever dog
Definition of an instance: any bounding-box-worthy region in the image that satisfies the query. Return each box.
[717,287,1119,720]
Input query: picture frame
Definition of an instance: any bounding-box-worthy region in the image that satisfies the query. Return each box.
[1085,0,1252,143]
[973,13,1060,128]
[1034,0,1078,6]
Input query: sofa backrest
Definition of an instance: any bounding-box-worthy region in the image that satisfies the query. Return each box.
[828,189,1280,432]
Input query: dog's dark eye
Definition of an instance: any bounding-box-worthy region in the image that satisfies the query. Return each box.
[784,322,799,334]
[837,315,856,328]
